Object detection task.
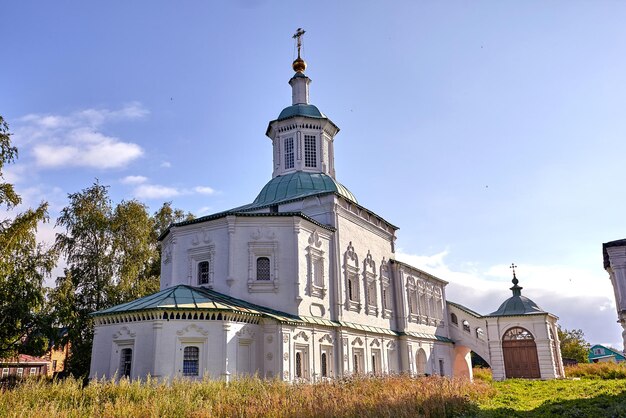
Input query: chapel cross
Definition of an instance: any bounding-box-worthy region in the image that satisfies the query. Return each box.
[293,28,306,57]
[510,263,517,277]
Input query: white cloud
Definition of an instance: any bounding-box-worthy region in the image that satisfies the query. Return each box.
[196,206,212,216]
[15,103,148,170]
[133,184,181,199]
[121,175,148,185]
[160,161,172,168]
[194,186,215,195]
[396,249,621,347]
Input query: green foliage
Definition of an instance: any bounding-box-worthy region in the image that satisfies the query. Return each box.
[476,378,626,417]
[111,200,159,303]
[558,327,591,364]
[0,116,56,359]
[51,189,193,376]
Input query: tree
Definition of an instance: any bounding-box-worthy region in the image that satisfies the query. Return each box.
[558,327,591,363]
[52,190,194,376]
[111,199,159,303]
[0,116,56,359]
[53,181,115,376]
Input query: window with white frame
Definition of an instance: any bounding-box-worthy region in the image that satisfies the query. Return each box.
[371,349,382,375]
[16,368,23,378]
[344,242,361,312]
[363,252,378,316]
[120,348,132,378]
[2,368,8,378]
[248,241,278,293]
[256,257,271,280]
[320,346,333,378]
[188,246,215,288]
[29,367,37,376]
[304,135,316,167]
[284,137,294,169]
[380,261,392,317]
[352,348,364,374]
[183,346,199,376]
[294,345,309,381]
[307,232,326,298]
[406,276,419,323]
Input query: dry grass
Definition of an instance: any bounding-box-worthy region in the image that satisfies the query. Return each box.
[0,374,494,418]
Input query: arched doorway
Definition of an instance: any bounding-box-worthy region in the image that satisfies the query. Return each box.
[416,348,427,375]
[502,327,540,378]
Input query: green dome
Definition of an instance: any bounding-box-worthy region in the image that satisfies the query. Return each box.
[489,295,546,316]
[252,172,357,207]
[277,104,326,121]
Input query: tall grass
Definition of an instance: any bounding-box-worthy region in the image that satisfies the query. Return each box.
[0,375,494,418]
[565,361,626,379]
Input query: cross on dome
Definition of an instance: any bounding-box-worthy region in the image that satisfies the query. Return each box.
[292,28,307,73]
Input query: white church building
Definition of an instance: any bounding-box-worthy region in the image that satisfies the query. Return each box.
[89,33,565,382]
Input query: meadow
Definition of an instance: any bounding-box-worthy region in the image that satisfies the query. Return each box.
[0,363,625,417]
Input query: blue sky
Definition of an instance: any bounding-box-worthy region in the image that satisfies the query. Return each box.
[2,1,626,348]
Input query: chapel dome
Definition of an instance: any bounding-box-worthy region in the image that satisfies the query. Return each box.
[489,294,546,316]
[489,273,546,316]
[252,171,357,207]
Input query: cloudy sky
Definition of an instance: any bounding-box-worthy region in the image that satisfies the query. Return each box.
[2,2,625,348]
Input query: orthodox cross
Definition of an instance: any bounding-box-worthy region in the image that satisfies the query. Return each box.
[510,263,517,278]
[293,28,306,57]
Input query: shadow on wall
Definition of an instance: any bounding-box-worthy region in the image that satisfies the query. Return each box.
[478,391,626,418]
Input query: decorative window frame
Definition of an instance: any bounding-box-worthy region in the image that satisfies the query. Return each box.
[188,245,215,288]
[320,345,333,379]
[406,276,419,323]
[306,231,326,298]
[363,251,378,316]
[111,326,135,379]
[380,259,392,318]
[418,281,428,325]
[294,344,310,382]
[343,242,361,312]
[176,324,209,379]
[248,241,279,293]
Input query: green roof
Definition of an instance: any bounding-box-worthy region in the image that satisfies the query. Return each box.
[250,171,358,207]
[489,294,546,316]
[489,277,547,317]
[93,285,451,343]
[277,104,326,121]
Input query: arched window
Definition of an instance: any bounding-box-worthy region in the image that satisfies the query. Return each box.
[450,313,458,325]
[416,348,427,375]
[321,352,328,377]
[198,261,209,285]
[503,327,534,341]
[120,348,132,378]
[462,320,470,333]
[183,346,199,376]
[476,327,485,340]
[295,352,302,378]
[256,257,271,280]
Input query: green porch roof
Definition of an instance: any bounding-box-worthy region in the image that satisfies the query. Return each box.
[93,285,451,343]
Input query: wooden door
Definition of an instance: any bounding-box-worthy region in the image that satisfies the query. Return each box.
[503,338,540,378]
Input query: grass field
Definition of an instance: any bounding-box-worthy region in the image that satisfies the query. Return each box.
[1,364,625,417]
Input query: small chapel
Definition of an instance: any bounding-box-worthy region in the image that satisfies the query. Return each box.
[89,31,565,382]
